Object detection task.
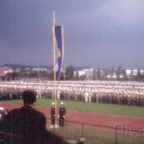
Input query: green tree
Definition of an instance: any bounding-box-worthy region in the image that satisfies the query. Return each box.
[130,67,133,81]
[8,72,19,80]
[29,71,37,77]
[60,71,64,80]
[69,65,74,80]
[117,65,121,81]
[97,68,101,80]
[9,72,19,78]
[111,67,114,80]
[81,74,86,80]
[65,66,70,80]
[93,69,96,80]
[123,69,127,81]
[137,67,141,81]
[104,71,108,80]
[76,70,79,80]
[39,71,49,77]
[48,71,58,80]
[18,70,28,77]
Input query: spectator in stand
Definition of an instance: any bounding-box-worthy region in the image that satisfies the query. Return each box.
[0,89,69,144]
[0,107,5,120]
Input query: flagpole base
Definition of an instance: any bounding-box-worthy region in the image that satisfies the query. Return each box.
[50,124,59,129]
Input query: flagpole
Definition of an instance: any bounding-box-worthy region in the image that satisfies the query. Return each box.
[53,11,57,126]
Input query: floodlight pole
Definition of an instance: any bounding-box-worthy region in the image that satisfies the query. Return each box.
[53,11,57,126]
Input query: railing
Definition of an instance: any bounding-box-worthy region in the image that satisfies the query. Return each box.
[0,109,143,143]
[0,118,143,144]
[46,118,144,144]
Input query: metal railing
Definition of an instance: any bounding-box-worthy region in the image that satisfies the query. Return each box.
[46,118,143,144]
[0,117,143,144]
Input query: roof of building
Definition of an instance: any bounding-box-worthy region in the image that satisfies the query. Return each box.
[0,67,12,77]
[47,70,52,74]
[61,63,67,71]
[15,68,21,73]
[33,68,48,71]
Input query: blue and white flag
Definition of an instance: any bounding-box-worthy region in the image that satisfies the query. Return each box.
[52,26,64,81]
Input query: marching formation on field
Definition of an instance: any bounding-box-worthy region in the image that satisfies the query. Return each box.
[0,81,144,106]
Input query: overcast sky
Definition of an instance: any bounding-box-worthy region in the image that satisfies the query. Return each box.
[0,0,144,69]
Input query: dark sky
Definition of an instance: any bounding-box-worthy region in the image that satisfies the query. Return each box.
[0,0,144,69]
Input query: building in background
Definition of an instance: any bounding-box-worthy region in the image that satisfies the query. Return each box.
[55,63,67,73]
[0,67,13,81]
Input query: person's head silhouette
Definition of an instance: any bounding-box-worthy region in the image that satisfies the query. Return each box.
[22,89,37,105]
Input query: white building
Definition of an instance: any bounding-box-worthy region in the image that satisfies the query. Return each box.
[74,70,85,76]
[33,68,47,71]
[126,69,144,76]
[74,68,104,78]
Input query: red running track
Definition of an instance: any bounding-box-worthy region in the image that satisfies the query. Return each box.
[1,103,144,135]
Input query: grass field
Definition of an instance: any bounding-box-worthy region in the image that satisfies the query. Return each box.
[1,99,144,143]
[46,121,144,144]
[1,98,144,117]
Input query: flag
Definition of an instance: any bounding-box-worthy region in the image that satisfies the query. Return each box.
[52,26,64,81]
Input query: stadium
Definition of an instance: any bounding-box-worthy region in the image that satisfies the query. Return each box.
[1,0,144,143]
[0,80,144,143]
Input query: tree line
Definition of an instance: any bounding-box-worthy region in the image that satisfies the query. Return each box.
[9,65,144,81]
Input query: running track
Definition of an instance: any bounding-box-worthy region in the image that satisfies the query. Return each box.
[1,103,144,134]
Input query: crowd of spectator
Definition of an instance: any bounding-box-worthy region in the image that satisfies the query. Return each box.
[1,81,144,106]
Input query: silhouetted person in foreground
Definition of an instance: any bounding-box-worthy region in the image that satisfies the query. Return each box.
[0,89,68,144]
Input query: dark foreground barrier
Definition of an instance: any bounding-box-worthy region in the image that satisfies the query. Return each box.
[46,118,144,144]
[0,118,143,144]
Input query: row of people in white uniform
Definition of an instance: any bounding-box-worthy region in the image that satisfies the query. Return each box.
[1,81,144,100]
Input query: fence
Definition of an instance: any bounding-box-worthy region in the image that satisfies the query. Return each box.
[46,118,144,144]
[0,118,144,144]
